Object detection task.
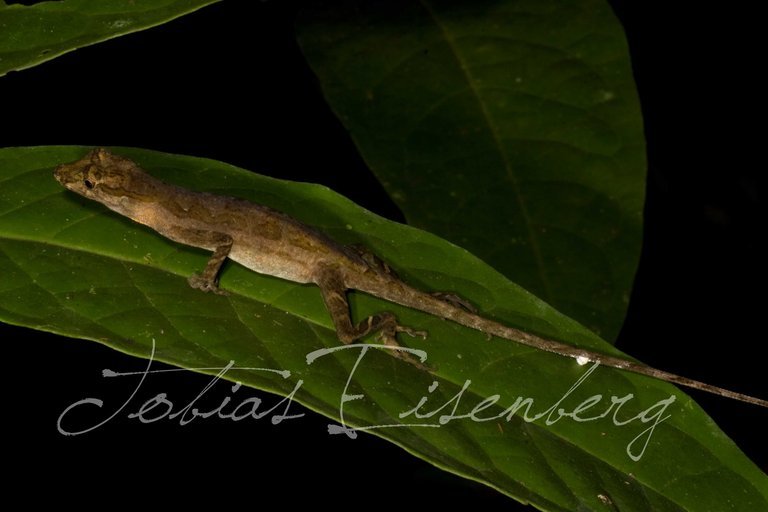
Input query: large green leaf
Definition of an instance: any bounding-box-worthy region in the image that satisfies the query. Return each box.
[1,146,765,511]
[297,0,645,342]
[0,0,221,77]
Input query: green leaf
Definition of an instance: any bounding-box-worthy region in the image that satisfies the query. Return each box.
[0,0,221,77]
[297,0,645,342]
[1,146,765,511]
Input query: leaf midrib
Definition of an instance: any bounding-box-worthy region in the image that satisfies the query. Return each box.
[419,0,554,302]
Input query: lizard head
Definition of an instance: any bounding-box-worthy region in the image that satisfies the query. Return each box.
[54,148,149,210]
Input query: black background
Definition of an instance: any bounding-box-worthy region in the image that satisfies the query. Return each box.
[2,1,765,508]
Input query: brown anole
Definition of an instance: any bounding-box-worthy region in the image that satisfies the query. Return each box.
[54,148,767,408]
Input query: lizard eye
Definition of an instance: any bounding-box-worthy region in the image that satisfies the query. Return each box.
[84,179,95,190]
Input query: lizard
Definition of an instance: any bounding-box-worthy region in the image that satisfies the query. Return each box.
[53,148,767,408]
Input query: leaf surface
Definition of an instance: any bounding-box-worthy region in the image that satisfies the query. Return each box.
[0,146,765,511]
[297,0,645,341]
[0,0,220,77]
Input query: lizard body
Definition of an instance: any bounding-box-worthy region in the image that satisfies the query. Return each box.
[54,149,767,408]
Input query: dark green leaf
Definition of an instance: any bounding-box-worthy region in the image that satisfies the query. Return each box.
[297,0,645,341]
[0,0,220,77]
[1,146,765,511]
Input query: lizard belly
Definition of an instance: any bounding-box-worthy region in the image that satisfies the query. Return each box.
[228,245,316,284]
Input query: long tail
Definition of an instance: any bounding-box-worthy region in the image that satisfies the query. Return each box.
[369,281,768,408]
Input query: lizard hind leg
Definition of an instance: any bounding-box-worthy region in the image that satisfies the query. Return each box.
[346,243,399,278]
[315,266,428,369]
[431,291,478,313]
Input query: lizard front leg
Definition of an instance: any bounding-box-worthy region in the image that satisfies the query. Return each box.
[174,228,233,295]
[315,265,428,368]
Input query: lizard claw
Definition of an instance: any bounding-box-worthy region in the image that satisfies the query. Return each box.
[395,325,428,339]
[375,331,431,371]
[188,274,229,296]
[370,318,430,370]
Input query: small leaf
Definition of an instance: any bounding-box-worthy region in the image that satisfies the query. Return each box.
[297,0,645,341]
[0,0,221,77]
[1,146,765,510]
